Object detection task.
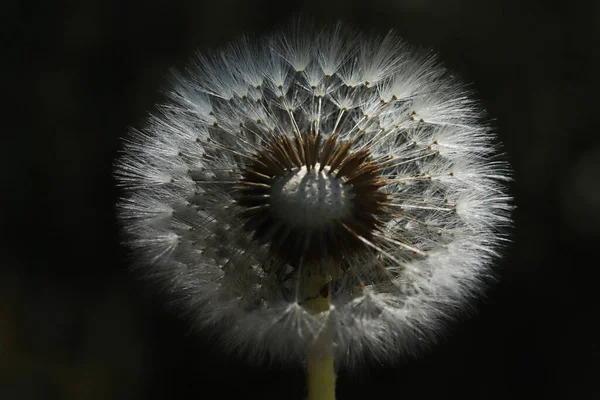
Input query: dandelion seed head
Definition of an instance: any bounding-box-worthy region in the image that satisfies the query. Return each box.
[115,21,512,367]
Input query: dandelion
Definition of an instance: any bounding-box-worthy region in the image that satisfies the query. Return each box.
[116,21,512,400]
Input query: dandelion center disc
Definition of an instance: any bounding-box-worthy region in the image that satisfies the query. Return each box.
[236,132,389,266]
[270,164,354,230]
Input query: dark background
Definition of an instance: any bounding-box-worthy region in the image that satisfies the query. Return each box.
[3,0,599,399]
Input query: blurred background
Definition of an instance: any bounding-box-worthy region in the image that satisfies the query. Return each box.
[2,0,599,398]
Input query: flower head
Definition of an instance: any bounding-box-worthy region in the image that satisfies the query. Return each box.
[116,22,512,367]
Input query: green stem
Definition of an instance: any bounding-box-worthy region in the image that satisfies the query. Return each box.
[302,270,336,400]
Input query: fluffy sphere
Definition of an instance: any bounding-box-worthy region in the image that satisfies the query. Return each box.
[116,22,512,366]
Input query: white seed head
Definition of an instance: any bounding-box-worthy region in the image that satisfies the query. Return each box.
[115,21,512,367]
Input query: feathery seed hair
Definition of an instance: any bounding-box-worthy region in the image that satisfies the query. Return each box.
[116,21,512,366]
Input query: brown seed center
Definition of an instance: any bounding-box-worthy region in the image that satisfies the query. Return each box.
[236,132,388,267]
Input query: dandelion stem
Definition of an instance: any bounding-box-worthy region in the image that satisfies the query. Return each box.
[302,269,336,400]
